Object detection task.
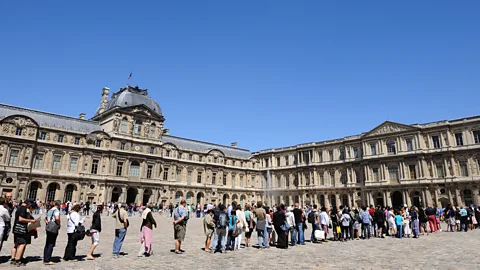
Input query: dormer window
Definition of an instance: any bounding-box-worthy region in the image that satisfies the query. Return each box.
[95,140,101,147]
[15,127,22,136]
[120,142,125,150]
[134,120,142,135]
[121,118,128,133]
[149,124,156,138]
[58,135,64,143]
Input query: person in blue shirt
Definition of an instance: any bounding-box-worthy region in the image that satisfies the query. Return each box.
[394,211,403,238]
[459,207,468,232]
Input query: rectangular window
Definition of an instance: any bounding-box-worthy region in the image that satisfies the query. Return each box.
[473,130,480,144]
[33,154,44,169]
[406,139,413,152]
[372,168,379,181]
[91,159,99,174]
[163,168,169,180]
[212,172,216,184]
[74,137,80,145]
[370,143,377,155]
[39,132,46,140]
[285,156,289,166]
[223,175,227,185]
[213,157,217,163]
[432,135,441,149]
[69,157,78,172]
[166,150,171,157]
[459,160,469,177]
[353,147,359,158]
[409,165,416,179]
[120,142,125,150]
[436,163,445,178]
[8,150,19,166]
[116,162,124,176]
[95,140,101,147]
[239,175,244,186]
[318,152,322,163]
[187,170,192,182]
[455,133,464,146]
[319,174,324,185]
[197,173,202,183]
[147,165,153,179]
[176,169,182,181]
[277,157,281,167]
[251,176,255,187]
[329,150,334,161]
[58,135,64,143]
[52,155,61,171]
[149,146,155,154]
[15,127,22,136]
[339,148,345,160]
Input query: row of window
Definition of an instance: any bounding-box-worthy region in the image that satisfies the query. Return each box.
[119,118,157,138]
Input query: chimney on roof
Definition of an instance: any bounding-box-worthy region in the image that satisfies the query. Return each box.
[79,113,86,120]
[163,129,169,135]
[97,87,110,115]
[231,142,238,148]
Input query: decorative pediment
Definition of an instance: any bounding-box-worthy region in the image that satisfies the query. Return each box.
[363,121,417,137]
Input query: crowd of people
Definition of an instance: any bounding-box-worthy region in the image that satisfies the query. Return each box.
[0,193,479,266]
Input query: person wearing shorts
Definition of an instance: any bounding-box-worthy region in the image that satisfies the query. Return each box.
[173,200,188,254]
[87,206,102,260]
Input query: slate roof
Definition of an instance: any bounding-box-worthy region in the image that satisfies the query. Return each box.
[0,104,101,133]
[163,135,253,160]
[97,85,162,116]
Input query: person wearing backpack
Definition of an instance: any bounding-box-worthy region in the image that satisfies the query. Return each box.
[43,200,61,265]
[213,204,228,253]
[227,210,238,250]
[308,205,319,243]
[112,204,129,258]
[63,204,84,261]
[173,199,188,254]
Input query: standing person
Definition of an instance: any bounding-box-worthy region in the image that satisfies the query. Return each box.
[63,204,83,261]
[138,203,157,257]
[85,201,90,216]
[273,204,288,249]
[425,205,437,233]
[418,207,428,235]
[87,205,102,260]
[203,208,215,252]
[11,199,38,267]
[319,207,330,242]
[173,199,188,254]
[374,206,385,238]
[1,193,13,252]
[410,206,420,238]
[243,205,254,248]
[112,204,129,258]
[254,201,269,249]
[459,206,468,232]
[340,209,351,241]
[308,205,319,243]
[0,198,11,252]
[43,200,61,265]
[387,208,396,238]
[394,211,403,238]
[330,207,340,241]
[285,207,296,245]
[361,206,372,239]
[292,203,304,245]
[446,206,456,232]
[235,204,247,250]
[227,210,238,250]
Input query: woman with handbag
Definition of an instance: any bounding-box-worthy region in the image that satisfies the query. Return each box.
[273,204,288,249]
[63,204,83,261]
[235,204,247,250]
[244,205,254,247]
[87,205,103,260]
[138,203,157,257]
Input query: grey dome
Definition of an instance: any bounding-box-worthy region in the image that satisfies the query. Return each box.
[102,85,162,115]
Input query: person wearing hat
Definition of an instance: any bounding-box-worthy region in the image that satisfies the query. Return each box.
[11,199,39,266]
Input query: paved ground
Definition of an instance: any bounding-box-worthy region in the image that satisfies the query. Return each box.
[0,213,478,269]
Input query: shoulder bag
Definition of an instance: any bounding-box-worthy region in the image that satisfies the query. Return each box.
[45,210,60,234]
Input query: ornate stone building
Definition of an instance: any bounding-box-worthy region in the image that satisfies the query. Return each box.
[1,85,479,208]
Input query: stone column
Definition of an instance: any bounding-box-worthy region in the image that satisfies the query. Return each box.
[58,183,66,202]
[455,189,462,206]
[404,190,412,206]
[386,191,392,207]
[137,188,144,205]
[347,192,352,207]
[335,194,340,208]
[121,187,127,203]
[472,188,480,205]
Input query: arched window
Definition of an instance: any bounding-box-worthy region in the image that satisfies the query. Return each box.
[121,118,128,133]
[134,120,142,135]
[149,123,156,138]
[388,164,399,180]
[28,182,39,200]
[130,161,140,177]
[387,140,396,154]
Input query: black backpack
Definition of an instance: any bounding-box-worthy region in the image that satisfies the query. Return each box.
[308,212,316,224]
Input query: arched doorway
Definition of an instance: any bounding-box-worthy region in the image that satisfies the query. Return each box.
[196,192,204,205]
[391,191,403,208]
[412,191,422,207]
[223,194,230,205]
[111,187,121,203]
[64,184,76,202]
[240,195,246,207]
[126,187,137,205]
[27,181,41,200]
[175,191,183,204]
[143,188,152,205]
[186,191,194,205]
[232,194,238,204]
[464,189,473,206]
[330,194,336,208]
[46,183,59,201]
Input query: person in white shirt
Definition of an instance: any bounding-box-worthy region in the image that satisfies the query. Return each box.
[0,197,11,251]
[235,205,247,250]
[63,204,83,261]
[285,207,296,245]
[319,207,330,242]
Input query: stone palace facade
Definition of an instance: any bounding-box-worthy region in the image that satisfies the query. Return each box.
[1,85,479,208]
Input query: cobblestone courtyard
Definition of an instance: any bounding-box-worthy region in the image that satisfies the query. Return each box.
[0,213,479,269]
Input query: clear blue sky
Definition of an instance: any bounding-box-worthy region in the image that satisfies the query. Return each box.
[1,1,479,151]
